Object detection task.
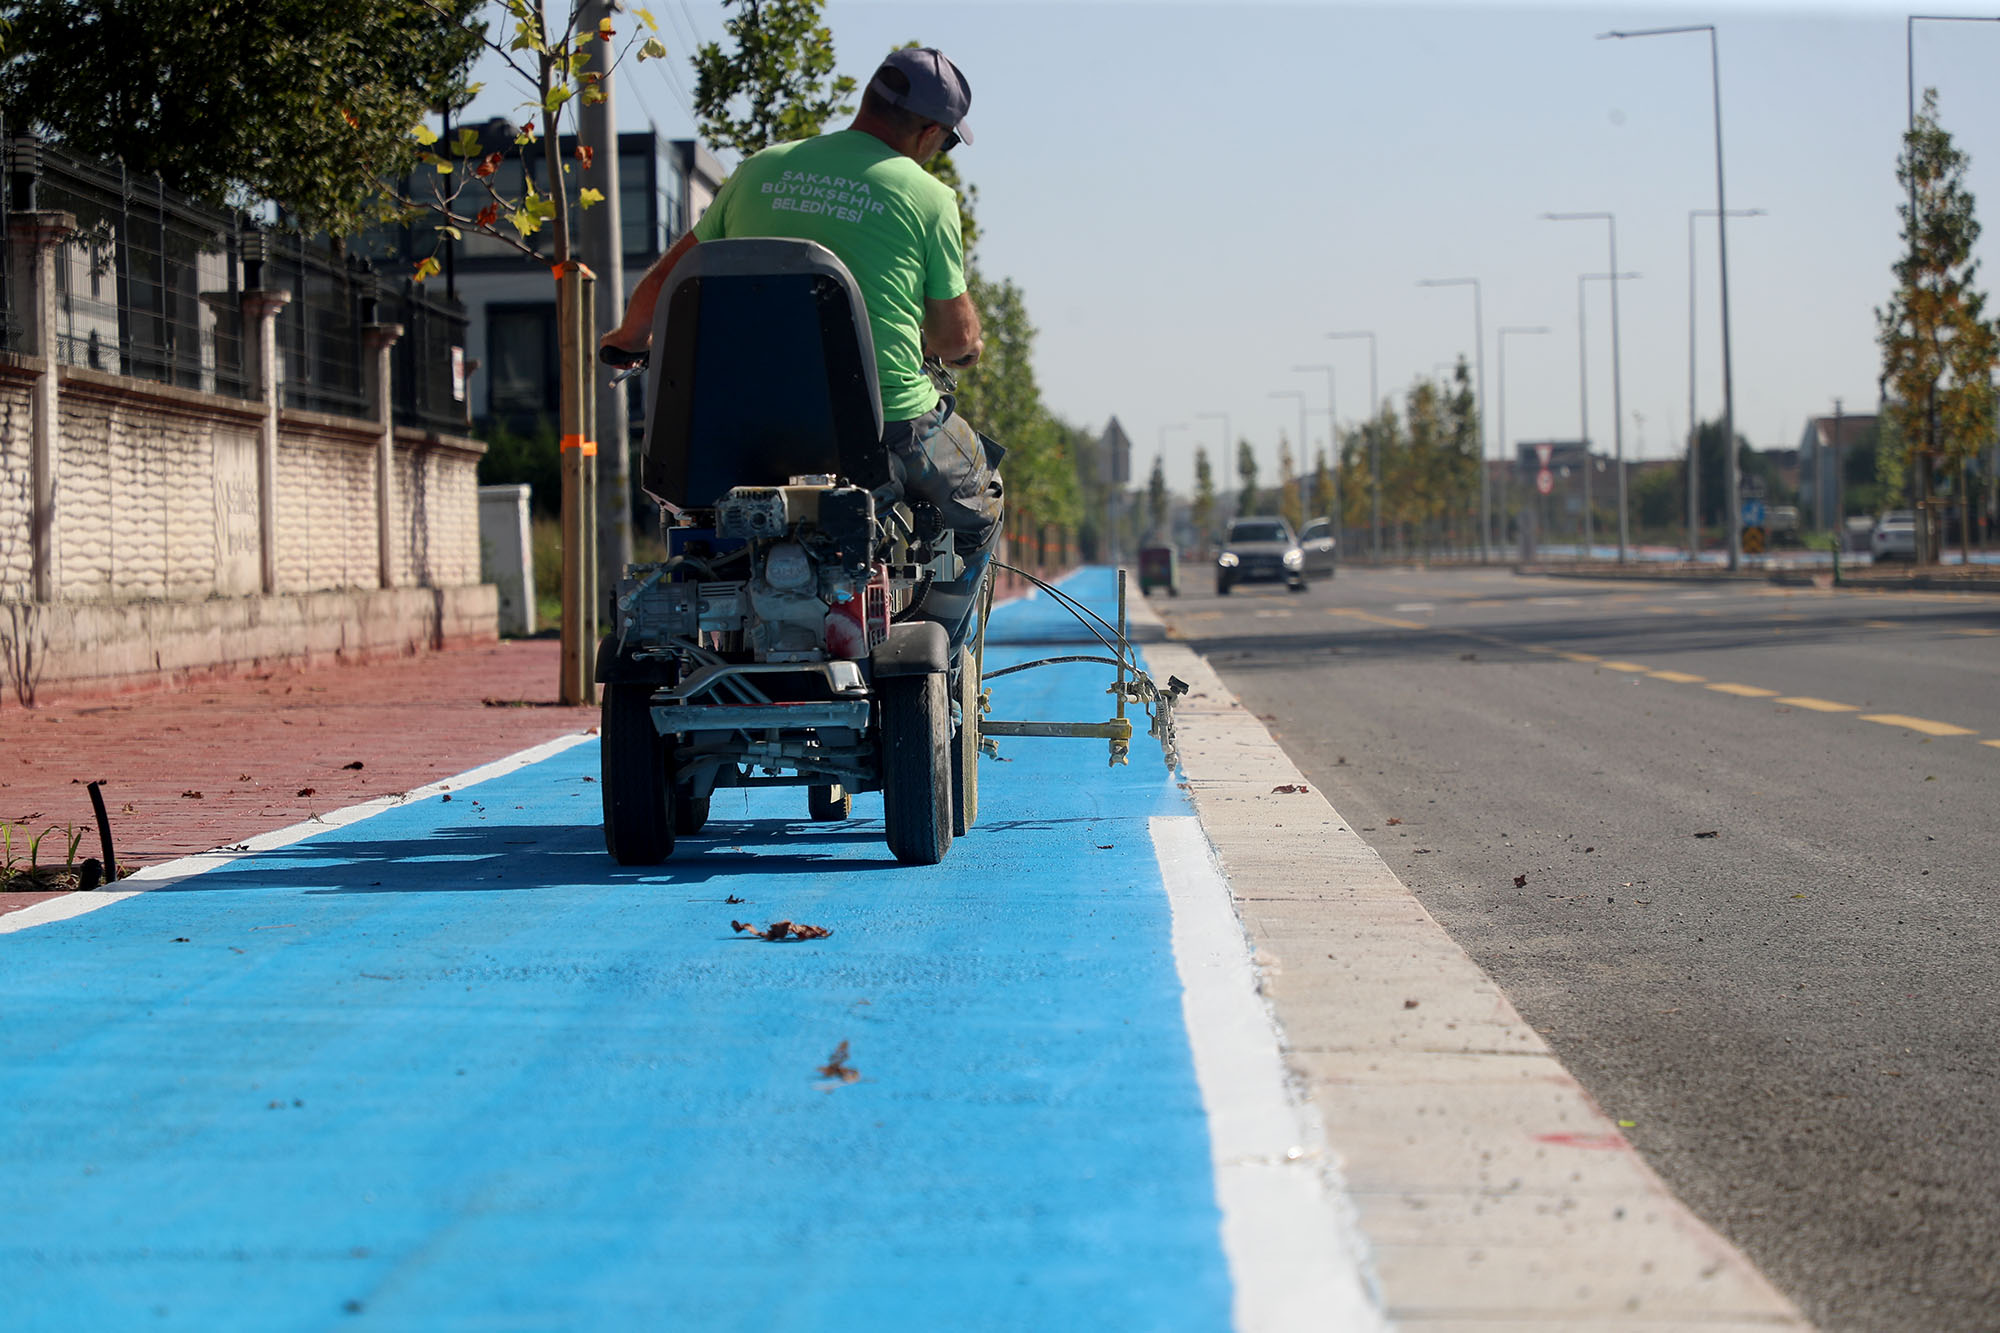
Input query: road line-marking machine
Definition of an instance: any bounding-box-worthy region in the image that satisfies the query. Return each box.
[598,239,1183,866]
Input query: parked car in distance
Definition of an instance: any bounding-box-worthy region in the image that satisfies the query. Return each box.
[1871,510,1916,561]
[1216,517,1307,594]
[1768,505,1801,547]
[1299,517,1338,578]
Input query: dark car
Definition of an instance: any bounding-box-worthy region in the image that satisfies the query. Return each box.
[1216,517,1307,594]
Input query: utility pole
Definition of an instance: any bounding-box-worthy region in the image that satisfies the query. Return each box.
[579,0,632,598]
[1832,397,1845,544]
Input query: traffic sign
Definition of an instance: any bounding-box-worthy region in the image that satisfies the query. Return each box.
[1743,525,1766,554]
[1741,498,1767,528]
[1536,469,1554,496]
[1535,443,1554,468]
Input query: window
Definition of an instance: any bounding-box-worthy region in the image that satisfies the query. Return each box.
[487,303,556,423]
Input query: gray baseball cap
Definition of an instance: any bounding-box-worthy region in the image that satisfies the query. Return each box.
[869,47,973,145]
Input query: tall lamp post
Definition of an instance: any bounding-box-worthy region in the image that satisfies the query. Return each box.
[1158,422,1187,546]
[1327,330,1379,560]
[1417,278,1489,560]
[1293,363,1340,543]
[1687,207,1765,561]
[1269,389,1308,524]
[1497,325,1550,555]
[1601,23,1742,568]
[1576,272,1641,558]
[1542,214,1627,562]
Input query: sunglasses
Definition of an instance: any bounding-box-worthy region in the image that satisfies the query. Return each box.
[939,128,961,153]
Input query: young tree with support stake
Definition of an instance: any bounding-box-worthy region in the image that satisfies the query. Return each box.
[1878,88,2000,566]
[389,1,673,704]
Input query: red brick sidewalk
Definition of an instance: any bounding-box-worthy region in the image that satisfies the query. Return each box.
[2,639,594,918]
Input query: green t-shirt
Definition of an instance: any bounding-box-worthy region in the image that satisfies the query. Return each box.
[693,130,966,422]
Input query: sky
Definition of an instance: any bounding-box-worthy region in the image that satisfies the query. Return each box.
[470,1,2000,494]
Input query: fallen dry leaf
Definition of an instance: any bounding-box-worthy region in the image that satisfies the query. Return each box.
[1513,874,1529,888]
[296,787,316,798]
[1386,817,1403,826]
[733,920,832,942]
[818,1040,860,1084]
[1693,830,1719,839]
[342,761,364,771]
[180,790,203,799]
[1271,783,1309,794]
[725,894,744,905]
[237,773,254,782]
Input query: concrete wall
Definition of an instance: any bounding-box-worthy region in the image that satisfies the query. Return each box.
[0,350,495,701]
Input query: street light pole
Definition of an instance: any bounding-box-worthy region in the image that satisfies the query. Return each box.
[1270,390,1308,525]
[1497,326,1551,558]
[1158,422,1187,545]
[1602,23,1742,568]
[1543,214,1627,562]
[1687,207,1766,562]
[1417,278,1489,560]
[1575,272,1641,559]
[1293,363,1340,542]
[1328,330,1380,561]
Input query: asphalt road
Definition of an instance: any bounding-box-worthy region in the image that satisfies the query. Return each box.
[1156,565,2000,1332]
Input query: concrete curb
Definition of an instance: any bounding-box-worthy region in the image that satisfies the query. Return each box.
[1128,587,1813,1330]
[1523,563,2000,594]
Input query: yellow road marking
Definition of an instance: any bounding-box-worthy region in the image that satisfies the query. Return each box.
[1559,651,1602,663]
[1861,713,1976,737]
[1777,697,1858,713]
[1649,670,1706,683]
[1709,683,1780,698]
[1983,740,2000,750]
[1862,620,1899,629]
[1601,661,1650,673]
[1695,608,1721,617]
[1522,644,1556,654]
[1953,627,1998,637]
[1326,608,1425,629]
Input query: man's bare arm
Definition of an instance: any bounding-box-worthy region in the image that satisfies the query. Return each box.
[923,291,983,367]
[601,230,700,355]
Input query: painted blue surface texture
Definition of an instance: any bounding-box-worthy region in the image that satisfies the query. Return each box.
[0,569,1230,1332]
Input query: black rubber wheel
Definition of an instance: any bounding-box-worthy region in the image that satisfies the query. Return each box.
[1288,579,1308,594]
[952,647,979,837]
[1216,579,1233,596]
[808,784,852,821]
[674,789,710,836]
[601,682,674,865]
[880,671,952,866]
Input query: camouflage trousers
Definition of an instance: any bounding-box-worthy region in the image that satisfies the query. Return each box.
[881,395,1005,649]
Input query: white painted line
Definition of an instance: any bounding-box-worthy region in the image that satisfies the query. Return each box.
[1391,602,1434,613]
[0,730,599,936]
[1152,815,1387,1333]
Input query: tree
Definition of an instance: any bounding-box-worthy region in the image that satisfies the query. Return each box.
[1192,446,1216,547]
[1235,440,1260,518]
[1276,434,1302,532]
[1310,447,1334,521]
[0,0,484,235]
[692,0,855,159]
[1878,87,2000,564]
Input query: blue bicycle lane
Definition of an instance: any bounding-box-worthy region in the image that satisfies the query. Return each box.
[0,570,1240,1333]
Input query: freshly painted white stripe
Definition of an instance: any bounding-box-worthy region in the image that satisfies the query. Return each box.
[1,730,598,936]
[1391,602,1434,613]
[1151,815,1387,1333]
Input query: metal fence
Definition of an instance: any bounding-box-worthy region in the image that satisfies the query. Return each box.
[3,132,469,436]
